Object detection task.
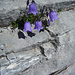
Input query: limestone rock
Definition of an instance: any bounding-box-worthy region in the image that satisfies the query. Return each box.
[0,44,6,56]
[0,0,75,26]
[0,1,75,75]
[58,63,75,75]
[0,28,51,53]
[47,10,75,35]
[19,10,75,75]
[7,53,16,63]
[0,57,9,66]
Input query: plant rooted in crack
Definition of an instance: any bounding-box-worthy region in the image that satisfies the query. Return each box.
[12,0,59,33]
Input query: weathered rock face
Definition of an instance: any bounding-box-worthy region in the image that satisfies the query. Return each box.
[0,0,27,27]
[0,8,75,75]
[0,0,75,27]
[0,0,75,75]
[58,63,75,75]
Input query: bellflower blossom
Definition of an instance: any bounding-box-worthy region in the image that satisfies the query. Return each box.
[24,22,32,32]
[34,21,43,31]
[49,11,59,22]
[28,3,38,15]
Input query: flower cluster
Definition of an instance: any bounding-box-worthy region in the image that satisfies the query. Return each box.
[24,0,59,32]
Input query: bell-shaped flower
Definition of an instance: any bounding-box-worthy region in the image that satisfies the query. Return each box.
[24,22,32,32]
[34,21,43,31]
[28,3,38,15]
[49,11,59,22]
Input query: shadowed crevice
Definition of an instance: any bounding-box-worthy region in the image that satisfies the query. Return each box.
[49,66,68,75]
[18,31,26,39]
[27,31,35,37]
[39,46,46,57]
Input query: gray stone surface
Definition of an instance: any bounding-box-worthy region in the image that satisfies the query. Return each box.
[14,48,41,62]
[41,42,56,59]
[58,63,75,75]
[4,56,41,75]
[0,3,75,75]
[47,10,75,35]
[7,53,16,62]
[20,41,75,75]
[0,57,9,66]
[0,49,6,57]
[19,10,75,75]
[0,44,6,56]
[0,0,75,26]
[0,44,5,50]
[0,47,42,75]
[0,28,51,53]
[0,66,6,75]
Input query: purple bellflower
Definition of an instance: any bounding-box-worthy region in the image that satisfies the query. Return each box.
[28,3,38,15]
[34,21,43,31]
[49,11,59,22]
[24,22,32,32]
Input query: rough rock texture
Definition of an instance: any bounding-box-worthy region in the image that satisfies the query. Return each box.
[0,0,75,26]
[47,10,75,35]
[0,28,51,53]
[0,0,75,75]
[0,9,75,75]
[58,63,75,75]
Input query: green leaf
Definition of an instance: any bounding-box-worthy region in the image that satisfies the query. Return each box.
[16,19,20,23]
[39,14,42,17]
[58,8,62,12]
[13,23,18,28]
[22,15,27,22]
